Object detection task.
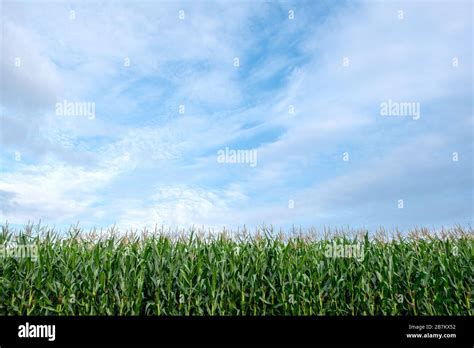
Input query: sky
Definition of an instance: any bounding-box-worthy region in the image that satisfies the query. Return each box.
[0,0,472,232]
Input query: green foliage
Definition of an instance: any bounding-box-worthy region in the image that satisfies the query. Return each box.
[0,224,472,315]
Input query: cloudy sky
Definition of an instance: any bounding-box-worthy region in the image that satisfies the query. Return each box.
[0,0,472,232]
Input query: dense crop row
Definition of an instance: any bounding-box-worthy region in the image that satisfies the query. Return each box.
[0,224,472,315]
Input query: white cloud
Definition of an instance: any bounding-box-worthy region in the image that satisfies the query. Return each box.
[110,185,247,230]
[1,19,62,109]
[0,149,134,223]
[0,0,471,230]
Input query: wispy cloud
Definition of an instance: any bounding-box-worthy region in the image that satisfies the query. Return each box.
[1,0,472,231]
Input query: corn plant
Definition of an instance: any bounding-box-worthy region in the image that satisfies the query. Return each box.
[0,223,472,315]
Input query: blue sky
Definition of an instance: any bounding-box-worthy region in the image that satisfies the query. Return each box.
[0,0,472,232]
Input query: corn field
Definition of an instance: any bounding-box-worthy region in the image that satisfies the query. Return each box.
[0,224,472,315]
